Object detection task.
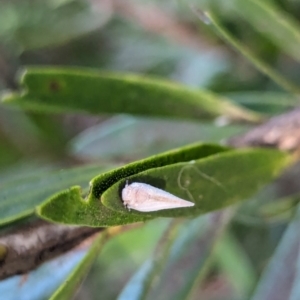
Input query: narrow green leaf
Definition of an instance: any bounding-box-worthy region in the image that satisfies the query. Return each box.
[102,148,290,218]
[134,219,184,300]
[146,211,232,300]
[250,205,300,300]
[50,232,107,300]
[214,232,256,299]
[226,92,299,115]
[37,142,290,227]
[2,67,261,123]
[117,260,153,300]
[37,143,229,226]
[231,0,300,64]
[118,211,232,300]
[117,219,183,300]
[259,193,300,223]
[85,219,171,299]
[0,164,115,227]
[193,9,300,94]
[70,115,247,161]
[0,1,109,50]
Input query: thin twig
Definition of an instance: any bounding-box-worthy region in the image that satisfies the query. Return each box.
[0,219,102,280]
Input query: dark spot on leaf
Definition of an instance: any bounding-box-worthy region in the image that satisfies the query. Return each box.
[49,80,61,92]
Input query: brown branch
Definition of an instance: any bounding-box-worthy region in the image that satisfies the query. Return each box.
[0,218,140,280]
[0,219,102,280]
[228,107,300,154]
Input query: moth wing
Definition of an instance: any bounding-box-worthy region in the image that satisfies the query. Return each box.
[130,186,195,212]
[130,199,193,212]
[123,182,194,212]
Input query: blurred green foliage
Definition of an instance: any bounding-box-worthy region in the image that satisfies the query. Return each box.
[0,0,300,299]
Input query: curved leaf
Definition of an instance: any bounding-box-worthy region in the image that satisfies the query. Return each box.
[102,149,290,218]
[37,143,229,226]
[2,67,261,123]
[37,143,290,227]
[0,164,115,227]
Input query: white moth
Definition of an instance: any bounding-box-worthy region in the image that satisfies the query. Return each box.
[122,182,195,212]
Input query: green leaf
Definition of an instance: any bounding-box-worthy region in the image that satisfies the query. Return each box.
[37,142,290,227]
[259,193,300,224]
[118,211,232,300]
[214,232,256,298]
[2,67,261,123]
[226,92,299,115]
[70,115,247,161]
[122,219,184,300]
[0,164,115,227]
[250,205,300,300]
[231,0,300,64]
[0,1,109,50]
[50,232,107,300]
[37,143,229,226]
[102,148,290,218]
[196,10,300,94]
[83,219,171,299]
[147,212,232,300]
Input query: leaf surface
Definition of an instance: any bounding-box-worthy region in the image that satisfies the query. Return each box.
[37,143,290,227]
[2,67,261,123]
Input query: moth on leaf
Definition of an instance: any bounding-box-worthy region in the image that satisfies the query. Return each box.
[122,182,194,212]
